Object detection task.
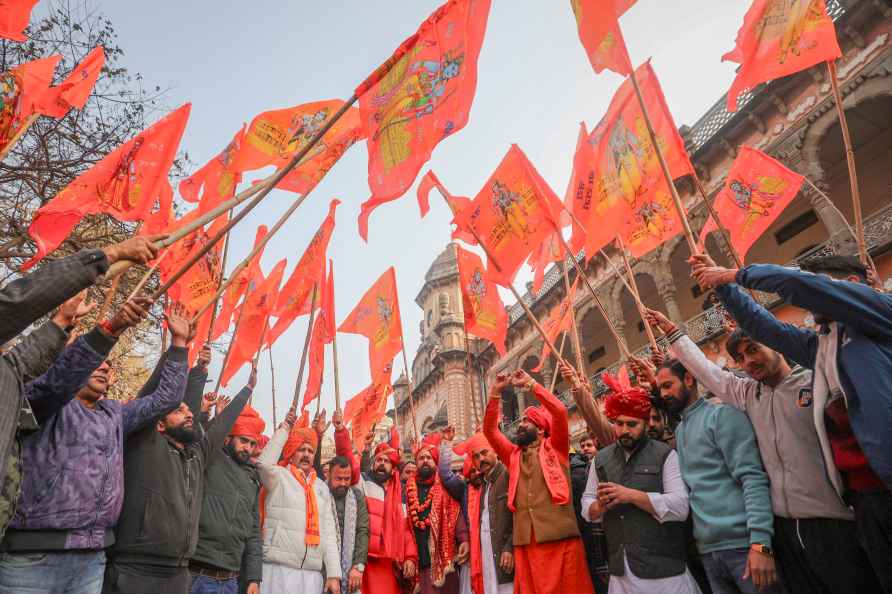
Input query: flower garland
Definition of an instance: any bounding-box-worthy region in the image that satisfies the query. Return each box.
[406,477,437,530]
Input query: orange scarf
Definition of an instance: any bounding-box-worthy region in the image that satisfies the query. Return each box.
[468,483,484,594]
[507,438,569,512]
[291,465,321,547]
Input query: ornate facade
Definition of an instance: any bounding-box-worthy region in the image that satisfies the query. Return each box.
[397,0,892,444]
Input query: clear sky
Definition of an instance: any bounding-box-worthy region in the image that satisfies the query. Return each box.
[69,1,750,428]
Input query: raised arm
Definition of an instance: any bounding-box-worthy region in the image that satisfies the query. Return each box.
[257,421,290,489]
[483,375,516,466]
[203,384,253,458]
[437,443,466,504]
[521,373,569,458]
[332,411,360,485]
[666,329,752,411]
[560,362,613,446]
[183,345,210,417]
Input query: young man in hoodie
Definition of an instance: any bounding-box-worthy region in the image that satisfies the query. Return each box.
[691,253,892,592]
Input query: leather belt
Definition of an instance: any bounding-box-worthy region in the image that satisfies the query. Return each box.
[188,562,239,581]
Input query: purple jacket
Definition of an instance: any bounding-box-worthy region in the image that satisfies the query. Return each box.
[3,333,188,552]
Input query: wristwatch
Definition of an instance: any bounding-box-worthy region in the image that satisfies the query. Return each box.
[751,544,773,556]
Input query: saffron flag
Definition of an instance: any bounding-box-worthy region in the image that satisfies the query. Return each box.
[301,260,337,412]
[588,61,693,257]
[724,0,841,111]
[0,0,37,42]
[36,46,104,118]
[23,103,191,269]
[417,170,437,218]
[220,258,287,388]
[419,169,475,244]
[339,267,403,380]
[455,245,507,356]
[0,54,60,155]
[564,122,595,255]
[180,125,246,212]
[344,362,394,453]
[527,230,565,294]
[356,0,492,241]
[452,144,564,287]
[570,0,636,77]
[532,276,579,373]
[165,213,227,315]
[699,146,804,258]
[273,115,363,196]
[267,199,340,346]
[212,225,269,341]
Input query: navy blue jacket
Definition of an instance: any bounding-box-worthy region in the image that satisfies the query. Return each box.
[717,263,892,491]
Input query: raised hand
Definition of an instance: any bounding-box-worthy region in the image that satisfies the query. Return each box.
[332,409,344,431]
[688,253,737,290]
[102,234,166,265]
[105,296,153,337]
[214,394,231,417]
[313,409,330,437]
[53,290,94,328]
[201,392,216,414]
[628,355,657,389]
[510,369,536,392]
[643,308,677,335]
[196,345,211,372]
[166,302,193,347]
[281,409,297,432]
[247,365,258,390]
[489,373,511,398]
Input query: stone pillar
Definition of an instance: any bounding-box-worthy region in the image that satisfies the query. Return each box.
[444,362,470,438]
[652,266,685,325]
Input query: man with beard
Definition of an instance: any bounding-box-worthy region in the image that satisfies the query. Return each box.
[406,434,469,594]
[189,405,266,594]
[0,298,186,594]
[691,253,892,592]
[102,356,256,594]
[257,411,341,593]
[581,373,701,594]
[654,359,778,594]
[334,426,417,594]
[327,455,370,594]
[483,369,595,594]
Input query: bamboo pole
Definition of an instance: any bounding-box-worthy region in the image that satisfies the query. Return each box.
[0,114,38,163]
[123,248,170,303]
[826,60,869,268]
[559,259,587,377]
[206,213,234,344]
[691,174,745,268]
[213,296,248,396]
[616,234,659,352]
[549,331,569,393]
[331,331,342,412]
[269,343,278,428]
[94,274,121,323]
[289,284,319,413]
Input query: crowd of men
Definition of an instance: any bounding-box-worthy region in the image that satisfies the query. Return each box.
[0,235,889,594]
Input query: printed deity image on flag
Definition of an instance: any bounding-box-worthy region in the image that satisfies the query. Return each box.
[456,245,507,355]
[339,267,404,379]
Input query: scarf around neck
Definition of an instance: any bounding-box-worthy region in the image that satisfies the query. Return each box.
[507,438,569,512]
[291,465,321,546]
[332,488,358,592]
[468,482,484,594]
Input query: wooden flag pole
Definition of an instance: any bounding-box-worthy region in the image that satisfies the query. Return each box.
[289,284,319,413]
[331,328,342,412]
[269,343,279,428]
[549,331,569,393]
[94,275,122,324]
[213,296,248,396]
[0,114,39,163]
[124,248,170,303]
[827,60,869,268]
[627,71,699,254]
[615,235,660,352]
[691,174,745,268]
[253,319,270,368]
[559,259,587,376]
[206,211,235,344]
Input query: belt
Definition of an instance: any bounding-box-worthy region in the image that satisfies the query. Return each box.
[188,562,239,581]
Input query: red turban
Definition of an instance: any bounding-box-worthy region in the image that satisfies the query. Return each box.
[602,372,652,420]
[454,432,491,457]
[281,426,319,464]
[256,434,270,451]
[229,405,266,441]
[414,432,442,465]
[461,455,476,479]
[374,442,401,467]
[523,406,552,435]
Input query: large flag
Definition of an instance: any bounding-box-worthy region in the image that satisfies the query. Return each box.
[301,260,337,412]
[339,267,403,380]
[699,146,804,258]
[0,54,60,154]
[272,116,363,196]
[267,199,340,346]
[570,0,636,76]
[455,245,507,356]
[588,61,693,257]
[564,122,595,255]
[23,103,191,269]
[724,0,841,111]
[344,362,394,453]
[0,0,38,42]
[212,225,269,341]
[531,276,579,373]
[36,46,105,118]
[356,0,492,241]
[452,144,564,287]
[179,125,246,212]
[527,230,564,294]
[220,258,287,388]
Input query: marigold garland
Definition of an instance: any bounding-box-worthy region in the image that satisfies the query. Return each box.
[406,477,436,530]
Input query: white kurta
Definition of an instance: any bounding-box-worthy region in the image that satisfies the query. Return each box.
[581,450,701,594]
[481,487,513,594]
[262,563,324,594]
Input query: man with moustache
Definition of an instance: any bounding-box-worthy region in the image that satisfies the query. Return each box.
[483,369,595,594]
[581,373,701,594]
[326,455,369,594]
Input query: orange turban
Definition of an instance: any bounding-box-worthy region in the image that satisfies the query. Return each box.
[454,432,491,457]
[374,442,401,467]
[230,405,266,441]
[414,432,442,465]
[523,406,552,435]
[281,426,319,464]
[602,372,652,420]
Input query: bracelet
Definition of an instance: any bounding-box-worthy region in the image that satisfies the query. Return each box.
[99,320,119,337]
[525,380,535,392]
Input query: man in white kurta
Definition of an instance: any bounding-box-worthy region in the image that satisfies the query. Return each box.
[257,413,341,593]
[581,379,701,594]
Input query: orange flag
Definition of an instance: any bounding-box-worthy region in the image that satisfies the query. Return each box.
[212,225,269,341]
[527,230,565,294]
[456,245,507,356]
[564,122,594,255]
[220,258,287,388]
[419,169,475,245]
[699,146,804,258]
[356,0,492,241]
[272,116,363,195]
[301,260,337,412]
[570,0,636,77]
[532,277,579,373]
[588,62,692,257]
[0,54,60,153]
[339,267,403,380]
[452,144,564,287]
[179,125,246,212]
[724,0,841,112]
[23,103,191,269]
[267,199,340,346]
[0,0,38,42]
[344,362,394,453]
[36,46,104,118]
[417,171,437,218]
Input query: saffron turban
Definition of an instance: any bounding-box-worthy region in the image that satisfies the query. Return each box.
[229,405,266,441]
[602,372,652,420]
[454,432,491,457]
[256,434,270,451]
[374,442,401,467]
[523,406,552,435]
[415,432,443,465]
[461,455,476,479]
[281,426,318,464]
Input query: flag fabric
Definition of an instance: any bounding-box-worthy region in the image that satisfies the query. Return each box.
[212,225,269,341]
[564,122,595,255]
[0,54,60,154]
[0,0,38,42]
[452,144,564,287]
[22,103,191,269]
[531,276,579,373]
[587,61,693,258]
[527,230,564,294]
[724,0,841,111]
[699,146,804,258]
[417,170,437,218]
[301,260,337,412]
[220,258,287,388]
[455,245,507,356]
[344,363,394,453]
[179,125,246,212]
[356,0,492,241]
[267,199,340,346]
[419,169,476,244]
[570,0,636,77]
[36,46,105,118]
[166,212,227,315]
[339,267,403,380]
